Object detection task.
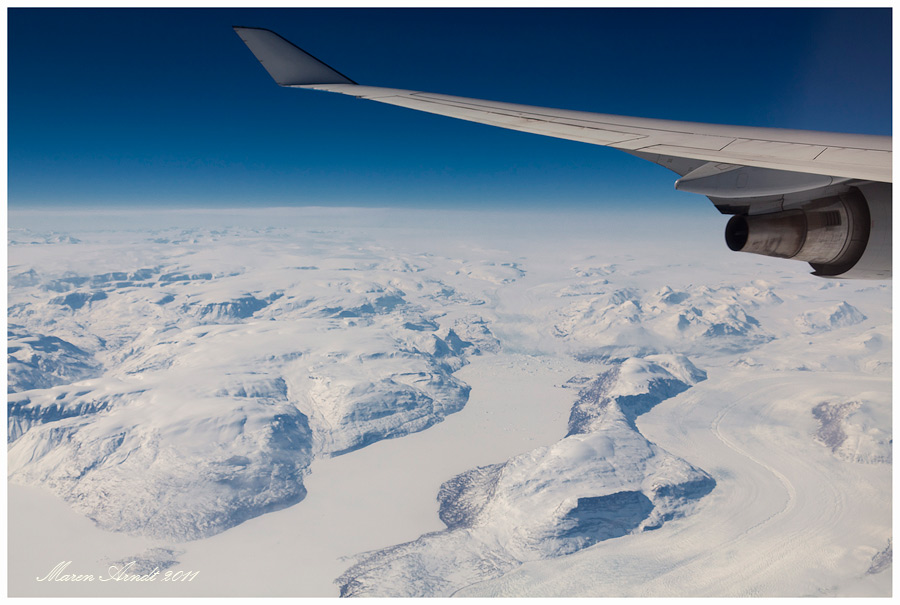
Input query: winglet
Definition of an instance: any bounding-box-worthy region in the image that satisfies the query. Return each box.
[233,26,356,86]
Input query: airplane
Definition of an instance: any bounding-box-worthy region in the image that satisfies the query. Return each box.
[234,26,892,279]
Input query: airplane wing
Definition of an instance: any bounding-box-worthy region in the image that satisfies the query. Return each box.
[234,26,892,279]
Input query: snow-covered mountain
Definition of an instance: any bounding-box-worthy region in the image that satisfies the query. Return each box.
[7,208,891,597]
[8,257,481,539]
[338,355,713,597]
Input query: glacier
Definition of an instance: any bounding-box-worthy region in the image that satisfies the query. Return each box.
[7,207,891,597]
[337,355,714,597]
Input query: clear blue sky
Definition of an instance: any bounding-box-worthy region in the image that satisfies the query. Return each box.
[7,8,892,210]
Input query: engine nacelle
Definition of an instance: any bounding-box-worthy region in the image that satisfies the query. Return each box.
[724,183,891,279]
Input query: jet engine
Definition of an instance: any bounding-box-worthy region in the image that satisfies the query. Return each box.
[722,182,891,279]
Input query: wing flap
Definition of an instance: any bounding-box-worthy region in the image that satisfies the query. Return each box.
[634,144,889,182]
[815,147,891,169]
[718,139,827,161]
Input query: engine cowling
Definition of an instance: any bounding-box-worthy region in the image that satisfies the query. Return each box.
[724,183,891,279]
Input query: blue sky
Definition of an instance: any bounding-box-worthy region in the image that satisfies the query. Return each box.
[7,8,892,210]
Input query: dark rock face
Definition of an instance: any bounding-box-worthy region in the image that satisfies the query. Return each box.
[50,291,108,310]
[567,358,707,435]
[8,328,102,394]
[438,463,505,530]
[555,491,655,548]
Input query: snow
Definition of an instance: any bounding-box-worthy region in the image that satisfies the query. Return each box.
[335,355,713,597]
[7,206,891,597]
[459,370,891,598]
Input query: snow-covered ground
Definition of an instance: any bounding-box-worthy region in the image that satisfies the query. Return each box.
[7,207,891,597]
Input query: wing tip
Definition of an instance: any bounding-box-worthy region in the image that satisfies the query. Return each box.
[233,26,357,87]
